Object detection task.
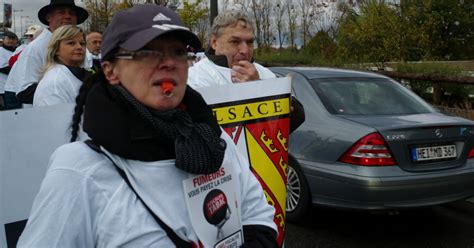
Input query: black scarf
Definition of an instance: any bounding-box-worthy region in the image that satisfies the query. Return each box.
[66,66,92,82]
[205,47,254,68]
[2,45,16,52]
[205,47,229,68]
[83,81,226,174]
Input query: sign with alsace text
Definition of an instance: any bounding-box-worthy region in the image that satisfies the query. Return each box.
[195,77,291,247]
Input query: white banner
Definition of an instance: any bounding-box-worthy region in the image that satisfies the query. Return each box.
[0,105,75,247]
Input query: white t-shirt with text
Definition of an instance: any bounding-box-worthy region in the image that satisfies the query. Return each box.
[17,132,276,247]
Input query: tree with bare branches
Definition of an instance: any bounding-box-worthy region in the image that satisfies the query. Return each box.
[178,0,209,47]
[134,0,171,6]
[249,0,263,49]
[178,0,208,31]
[259,0,272,50]
[298,0,314,47]
[275,0,287,50]
[84,0,126,32]
[286,1,298,51]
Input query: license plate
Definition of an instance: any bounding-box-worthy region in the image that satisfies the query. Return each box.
[412,145,457,162]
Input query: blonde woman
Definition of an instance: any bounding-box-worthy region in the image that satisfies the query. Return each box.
[33,25,90,107]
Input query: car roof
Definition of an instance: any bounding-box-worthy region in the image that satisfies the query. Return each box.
[270,66,389,80]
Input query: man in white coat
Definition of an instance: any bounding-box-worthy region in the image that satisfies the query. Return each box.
[0,31,18,109]
[84,31,102,72]
[8,25,43,68]
[4,0,88,108]
[188,10,275,87]
[188,10,305,132]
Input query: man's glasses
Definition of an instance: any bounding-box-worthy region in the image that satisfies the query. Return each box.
[115,49,194,64]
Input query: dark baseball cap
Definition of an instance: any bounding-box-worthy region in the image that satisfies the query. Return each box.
[101,4,202,60]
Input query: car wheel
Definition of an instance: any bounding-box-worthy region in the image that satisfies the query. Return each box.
[286,157,310,223]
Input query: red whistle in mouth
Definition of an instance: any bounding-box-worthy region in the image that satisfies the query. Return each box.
[160,81,174,97]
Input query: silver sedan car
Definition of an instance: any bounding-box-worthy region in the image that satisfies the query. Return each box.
[271,67,474,223]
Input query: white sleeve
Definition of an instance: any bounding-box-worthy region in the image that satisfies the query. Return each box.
[33,72,71,107]
[7,51,44,94]
[17,159,101,247]
[0,49,10,67]
[33,88,69,107]
[187,61,212,88]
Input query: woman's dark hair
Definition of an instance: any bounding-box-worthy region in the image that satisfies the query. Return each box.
[69,47,119,142]
[69,70,105,142]
[69,51,117,142]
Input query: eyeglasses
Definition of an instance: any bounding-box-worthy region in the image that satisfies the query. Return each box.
[115,49,194,64]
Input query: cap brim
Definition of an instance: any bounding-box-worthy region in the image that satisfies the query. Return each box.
[38,5,89,25]
[120,27,202,52]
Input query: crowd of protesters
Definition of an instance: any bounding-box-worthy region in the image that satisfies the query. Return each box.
[2,0,89,109]
[3,0,306,247]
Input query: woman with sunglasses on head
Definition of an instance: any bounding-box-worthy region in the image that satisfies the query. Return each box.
[33,25,90,107]
[18,5,277,248]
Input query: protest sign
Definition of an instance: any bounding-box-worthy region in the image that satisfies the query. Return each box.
[196,77,291,246]
[183,162,243,247]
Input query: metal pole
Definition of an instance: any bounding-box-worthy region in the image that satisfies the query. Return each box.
[13,9,23,34]
[210,0,218,26]
[20,16,28,37]
[7,0,11,31]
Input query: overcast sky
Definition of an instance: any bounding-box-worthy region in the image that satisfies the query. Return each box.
[2,0,86,36]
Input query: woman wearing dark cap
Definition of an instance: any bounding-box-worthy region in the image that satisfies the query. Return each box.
[18,5,277,248]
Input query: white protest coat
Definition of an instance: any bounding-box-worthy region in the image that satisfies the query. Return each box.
[187,57,276,88]
[0,47,13,93]
[4,29,51,94]
[17,132,276,248]
[33,64,83,107]
[84,49,100,69]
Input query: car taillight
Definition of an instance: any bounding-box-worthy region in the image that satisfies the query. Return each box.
[339,132,396,166]
[468,147,474,159]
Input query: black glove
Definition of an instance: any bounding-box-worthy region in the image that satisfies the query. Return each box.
[241,225,278,248]
[290,97,305,133]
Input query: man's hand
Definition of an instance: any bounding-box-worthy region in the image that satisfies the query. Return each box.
[231,60,260,83]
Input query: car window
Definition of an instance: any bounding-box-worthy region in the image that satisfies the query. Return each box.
[310,77,435,115]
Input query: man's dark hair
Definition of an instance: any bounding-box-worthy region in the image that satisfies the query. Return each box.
[4,31,18,40]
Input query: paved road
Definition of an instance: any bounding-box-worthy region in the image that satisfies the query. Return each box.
[284,200,474,248]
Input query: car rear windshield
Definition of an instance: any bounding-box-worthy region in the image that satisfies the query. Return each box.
[310,77,435,115]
